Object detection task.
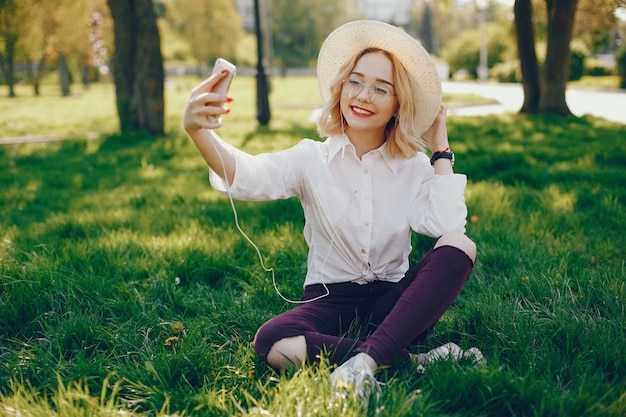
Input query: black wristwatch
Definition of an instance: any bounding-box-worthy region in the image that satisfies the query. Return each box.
[430,151,455,167]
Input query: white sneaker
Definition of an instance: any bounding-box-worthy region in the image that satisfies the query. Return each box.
[330,355,380,399]
[411,342,486,372]
[464,346,486,367]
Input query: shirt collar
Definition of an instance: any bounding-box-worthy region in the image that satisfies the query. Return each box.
[325,134,399,173]
[325,134,351,163]
[377,140,399,173]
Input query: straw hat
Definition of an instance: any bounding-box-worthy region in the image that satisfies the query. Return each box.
[317,20,442,136]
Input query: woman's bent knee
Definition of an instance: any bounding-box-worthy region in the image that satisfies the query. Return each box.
[253,309,313,368]
[435,232,477,263]
[265,336,307,369]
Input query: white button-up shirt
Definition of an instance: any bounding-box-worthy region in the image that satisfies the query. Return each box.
[210,135,467,287]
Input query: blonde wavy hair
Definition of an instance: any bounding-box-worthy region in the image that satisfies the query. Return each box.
[316,48,430,159]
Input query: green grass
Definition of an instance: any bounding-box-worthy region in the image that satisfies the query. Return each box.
[569,75,621,89]
[1,76,625,416]
[0,82,119,137]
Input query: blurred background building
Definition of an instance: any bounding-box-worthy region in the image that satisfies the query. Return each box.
[357,0,411,26]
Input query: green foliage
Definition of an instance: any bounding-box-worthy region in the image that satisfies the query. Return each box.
[584,55,616,76]
[574,0,623,53]
[440,24,514,79]
[477,38,617,84]
[569,41,589,81]
[0,77,625,416]
[269,0,348,70]
[164,0,243,66]
[491,60,520,83]
[615,43,626,88]
[157,18,193,64]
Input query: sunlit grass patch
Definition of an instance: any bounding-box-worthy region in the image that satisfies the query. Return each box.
[233,361,379,417]
[1,374,147,417]
[0,83,118,138]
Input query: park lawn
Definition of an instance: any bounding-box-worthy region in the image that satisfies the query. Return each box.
[0,76,625,416]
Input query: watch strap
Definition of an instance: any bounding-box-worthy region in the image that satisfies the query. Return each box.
[430,151,454,166]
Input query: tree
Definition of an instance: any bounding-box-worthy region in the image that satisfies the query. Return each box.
[419,4,434,53]
[270,0,346,70]
[0,0,29,97]
[410,0,479,55]
[107,0,164,135]
[53,0,104,92]
[574,0,625,51]
[514,0,626,114]
[42,0,88,96]
[541,0,578,114]
[514,0,540,112]
[5,0,111,97]
[515,0,578,115]
[165,0,242,69]
[19,0,53,96]
[254,0,270,126]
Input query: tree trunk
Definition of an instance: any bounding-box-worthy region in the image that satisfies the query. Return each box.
[0,35,17,97]
[29,56,47,97]
[420,5,434,54]
[81,54,90,88]
[514,0,540,113]
[31,60,40,96]
[253,0,271,126]
[539,0,578,115]
[107,0,164,135]
[58,52,71,97]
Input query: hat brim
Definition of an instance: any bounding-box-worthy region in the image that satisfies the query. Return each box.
[317,20,442,136]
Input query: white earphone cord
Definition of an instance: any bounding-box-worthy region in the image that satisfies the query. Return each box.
[208,133,330,304]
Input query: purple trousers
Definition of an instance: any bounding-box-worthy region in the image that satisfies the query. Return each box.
[253,244,474,367]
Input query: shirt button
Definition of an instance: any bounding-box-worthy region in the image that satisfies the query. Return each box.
[364,222,370,227]
[361,248,367,254]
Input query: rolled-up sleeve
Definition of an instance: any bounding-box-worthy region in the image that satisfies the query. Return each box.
[209,140,314,201]
[408,172,468,238]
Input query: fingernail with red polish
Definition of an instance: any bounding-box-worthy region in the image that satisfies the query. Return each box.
[221,69,228,74]
[225,108,231,114]
[227,96,234,103]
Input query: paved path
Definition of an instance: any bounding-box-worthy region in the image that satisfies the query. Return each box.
[444,81,626,125]
[0,132,100,146]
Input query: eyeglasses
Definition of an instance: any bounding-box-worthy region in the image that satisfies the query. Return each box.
[342,78,396,105]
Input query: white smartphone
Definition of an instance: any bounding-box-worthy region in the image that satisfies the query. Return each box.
[210,58,236,95]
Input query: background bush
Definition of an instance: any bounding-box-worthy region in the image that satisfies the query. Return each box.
[440,25,514,79]
[569,40,589,81]
[615,43,626,88]
[491,60,520,82]
[584,55,616,76]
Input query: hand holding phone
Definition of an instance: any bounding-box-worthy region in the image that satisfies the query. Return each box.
[210,58,236,97]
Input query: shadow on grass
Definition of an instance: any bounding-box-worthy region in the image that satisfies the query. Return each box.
[451,113,626,190]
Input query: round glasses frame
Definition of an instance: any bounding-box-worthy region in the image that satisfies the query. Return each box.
[341,78,397,105]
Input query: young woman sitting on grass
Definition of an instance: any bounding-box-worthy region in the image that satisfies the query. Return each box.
[183,20,483,399]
